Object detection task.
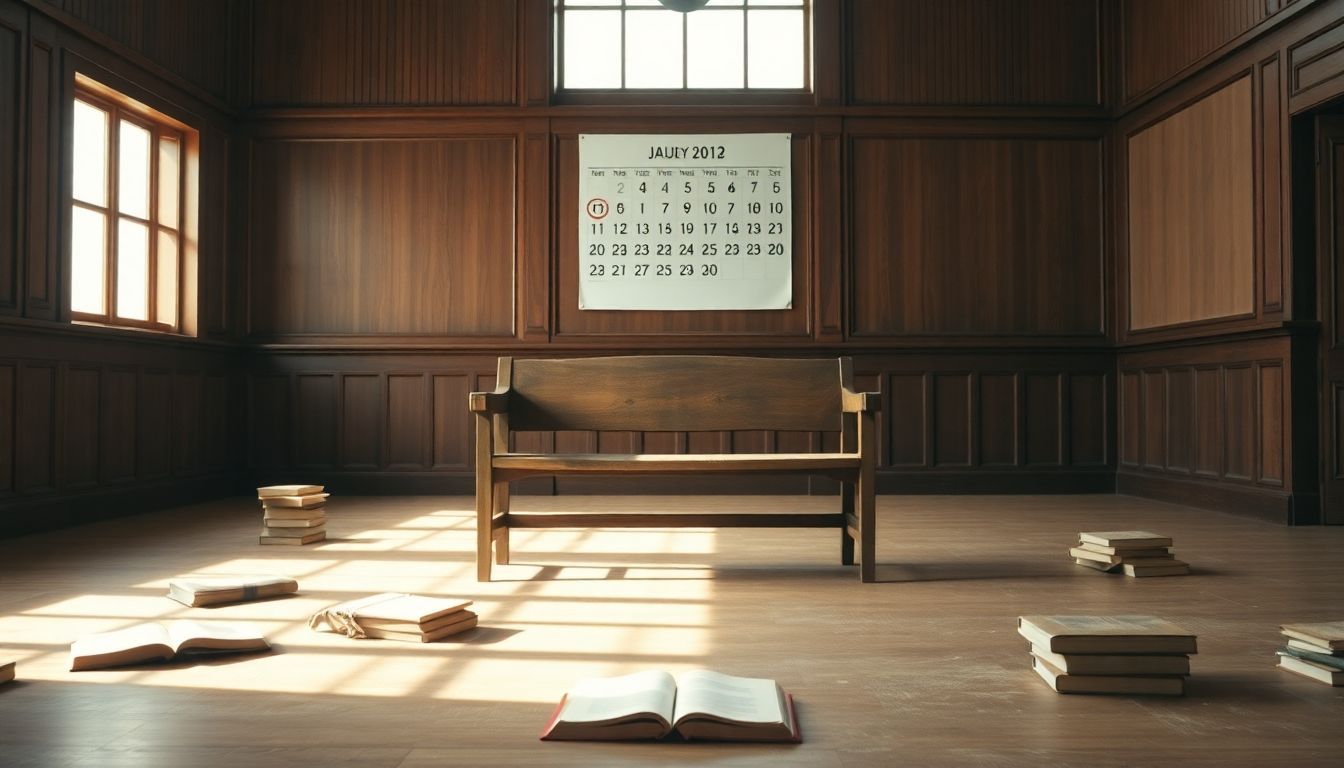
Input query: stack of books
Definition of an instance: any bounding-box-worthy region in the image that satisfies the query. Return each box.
[309,592,478,643]
[1276,620,1344,686]
[1019,615,1197,696]
[1070,530,1189,577]
[257,485,328,545]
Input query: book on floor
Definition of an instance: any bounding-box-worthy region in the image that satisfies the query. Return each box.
[1276,653,1344,686]
[257,484,323,498]
[1073,557,1120,573]
[1075,542,1174,558]
[69,620,270,671]
[0,660,13,684]
[260,493,329,509]
[1077,531,1173,549]
[540,669,800,742]
[309,592,475,640]
[259,531,326,546]
[1122,561,1190,577]
[167,574,298,607]
[1017,615,1198,655]
[1280,621,1344,651]
[262,516,326,528]
[1280,644,1344,669]
[1030,645,1191,676]
[1031,655,1185,696]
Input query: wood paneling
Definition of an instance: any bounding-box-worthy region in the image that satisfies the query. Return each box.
[888,374,926,467]
[978,374,1016,466]
[1288,12,1344,96]
[1069,373,1106,466]
[293,375,337,469]
[62,366,99,488]
[173,372,202,477]
[1142,371,1165,469]
[432,374,469,469]
[250,0,516,106]
[1121,0,1271,102]
[1127,77,1254,331]
[248,138,516,337]
[1261,57,1284,313]
[1166,367,1193,472]
[1120,372,1139,467]
[139,370,171,479]
[933,374,971,467]
[0,13,19,314]
[1225,366,1255,480]
[848,0,1100,106]
[387,373,427,470]
[1025,373,1062,466]
[249,375,289,470]
[101,367,136,483]
[849,135,1102,337]
[1194,368,1221,477]
[16,364,54,492]
[341,375,381,469]
[25,34,54,319]
[40,0,232,99]
[1260,364,1284,484]
[0,363,12,493]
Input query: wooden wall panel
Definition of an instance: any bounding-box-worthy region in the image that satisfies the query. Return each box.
[1261,57,1283,314]
[15,364,54,492]
[1166,367,1193,472]
[1224,366,1255,481]
[387,373,427,470]
[887,374,926,467]
[1127,77,1254,331]
[978,373,1016,466]
[0,14,19,314]
[249,138,516,337]
[431,374,469,470]
[933,374,971,467]
[1120,372,1139,467]
[25,34,54,319]
[1070,373,1107,466]
[0,363,12,493]
[1121,0,1270,102]
[249,375,289,470]
[1142,371,1165,470]
[293,374,337,469]
[1025,374,1062,466]
[100,368,135,483]
[1194,368,1221,477]
[849,136,1102,337]
[139,370,171,479]
[1288,12,1344,96]
[41,0,232,98]
[1260,365,1284,484]
[61,366,99,488]
[173,372,202,476]
[202,373,230,471]
[250,0,516,106]
[341,375,381,470]
[848,0,1100,106]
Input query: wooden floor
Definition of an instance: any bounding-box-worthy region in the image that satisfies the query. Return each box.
[1,493,1342,767]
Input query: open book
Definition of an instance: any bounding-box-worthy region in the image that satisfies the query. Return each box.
[70,621,270,671]
[540,669,800,742]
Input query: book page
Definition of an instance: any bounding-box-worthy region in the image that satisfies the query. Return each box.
[71,622,170,660]
[164,620,266,651]
[559,670,676,726]
[672,670,784,726]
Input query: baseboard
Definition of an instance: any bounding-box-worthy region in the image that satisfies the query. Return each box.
[877,469,1115,494]
[1115,471,1304,524]
[0,472,247,537]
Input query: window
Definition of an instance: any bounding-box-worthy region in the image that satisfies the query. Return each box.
[558,0,808,91]
[70,75,195,332]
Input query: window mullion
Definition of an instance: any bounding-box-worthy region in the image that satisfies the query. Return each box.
[147,124,159,326]
[106,104,120,322]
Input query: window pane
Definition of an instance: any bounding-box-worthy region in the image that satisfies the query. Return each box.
[687,10,744,87]
[747,9,804,88]
[747,0,802,5]
[118,121,151,219]
[626,10,683,88]
[116,219,149,321]
[158,137,180,228]
[70,207,106,314]
[72,101,108,206]
[564,11,622,88]
[156,229,177,327]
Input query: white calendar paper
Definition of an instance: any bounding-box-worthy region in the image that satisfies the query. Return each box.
[578,133,792,310]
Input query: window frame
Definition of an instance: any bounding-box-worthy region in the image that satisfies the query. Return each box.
[70,75,193,334]
[553,0,813,105]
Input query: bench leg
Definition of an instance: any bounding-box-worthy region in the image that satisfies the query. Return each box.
[839,482,856,566]
[476,477,494,582]
[493,481,511,564]
[857,469,876,584]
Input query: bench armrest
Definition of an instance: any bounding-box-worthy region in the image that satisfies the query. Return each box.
[842,389,880,413]
[469,390,511,414]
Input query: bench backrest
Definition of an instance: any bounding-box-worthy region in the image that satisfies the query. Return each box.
[500,355,849,433]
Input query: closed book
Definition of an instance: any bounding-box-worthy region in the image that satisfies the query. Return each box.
[1031,654,1184,695]
[1070,548,1126,566]
[1122,562,1190,577]
[358,609,479,634]
[261,507,326,521]
[1075,542,1172,558]
[1280,621,1344,651]
[1285,637,1342,656]
[261,493,329,509]
[262,516,327,528]
[361,613,479,643]
[1030,645,1190,676]
[262,525,327,538]
[260,531,326,545]
[1017,615,1198,655]
[1077,531,1173,550]
[0,660,13,684]
[167,575,298,607]
[1279,645,1344,671]
[1074,558,1120,573]
[1276,654,1344,686]
[257,485,323,498]
[319,593,473,624]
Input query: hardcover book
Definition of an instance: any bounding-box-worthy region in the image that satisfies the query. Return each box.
[70,621,270,671]
[167,574,298,607]
[1017,615,1198,655]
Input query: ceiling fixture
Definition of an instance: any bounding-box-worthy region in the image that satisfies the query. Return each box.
[658,0,711,11]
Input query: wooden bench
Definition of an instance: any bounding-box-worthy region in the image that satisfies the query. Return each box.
[468,355,880,582]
